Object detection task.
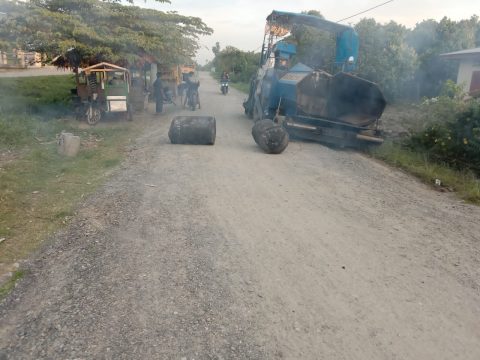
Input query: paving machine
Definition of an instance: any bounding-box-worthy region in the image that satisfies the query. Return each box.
[243,10,387,146]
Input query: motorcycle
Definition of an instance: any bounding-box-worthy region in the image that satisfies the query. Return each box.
[163,86,176,105]
[186,81,200,111]
[221,80,229,95]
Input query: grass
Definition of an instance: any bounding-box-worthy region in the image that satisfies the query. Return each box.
[230,81,250,94]
[0,113,76,147]
[0,270,25,300]
[0,75,75,115]
[369,141,480,204]
[0,119,138,275]
[0,75,145,291]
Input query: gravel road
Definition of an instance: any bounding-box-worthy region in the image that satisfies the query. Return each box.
[1,72,480,359]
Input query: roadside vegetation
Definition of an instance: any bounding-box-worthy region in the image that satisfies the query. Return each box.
[229,81,250,94]
[0,270,24,300]
[207,42,260,91]
[371,83,480,203]
[0,76,143,285]
[370,142,480,203]
[0,75,74,117]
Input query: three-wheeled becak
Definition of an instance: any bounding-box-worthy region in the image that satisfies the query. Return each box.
[73,62,133,125]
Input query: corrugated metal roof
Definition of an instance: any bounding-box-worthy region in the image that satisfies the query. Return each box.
[440,47,480,59]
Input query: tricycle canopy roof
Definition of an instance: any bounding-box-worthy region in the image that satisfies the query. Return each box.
[266,10,353,36]
[82,62,130,74]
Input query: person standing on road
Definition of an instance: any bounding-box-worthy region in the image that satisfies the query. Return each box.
[153,72,164,114]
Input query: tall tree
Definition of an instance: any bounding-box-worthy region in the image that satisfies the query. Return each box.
[407,16,480,97]
[355,18,417,101]
[212,46,259,83]
[0,0,213,68]
[212,42,220,56]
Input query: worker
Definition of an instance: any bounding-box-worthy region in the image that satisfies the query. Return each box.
[152,72,164,114]
[109,75,122,86]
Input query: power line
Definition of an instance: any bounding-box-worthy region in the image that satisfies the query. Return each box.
[336,0,394,23]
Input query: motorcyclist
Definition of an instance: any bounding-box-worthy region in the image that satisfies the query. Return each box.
[183,72,201,109]
[221,71,230,82]
[220,71,230,94]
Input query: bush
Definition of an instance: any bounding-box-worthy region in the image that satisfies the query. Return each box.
[407,100,480,175]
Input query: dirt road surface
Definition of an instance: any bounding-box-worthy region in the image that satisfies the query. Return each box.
[1,72,480,359]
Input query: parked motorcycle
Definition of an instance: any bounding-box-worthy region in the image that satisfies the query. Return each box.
[221,80,229,95]
[163,86,176,105]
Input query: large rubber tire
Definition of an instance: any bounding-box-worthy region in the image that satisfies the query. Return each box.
[252,119,289,154]
[169,116,216,145]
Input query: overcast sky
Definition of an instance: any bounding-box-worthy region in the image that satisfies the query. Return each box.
[141,0,479,63]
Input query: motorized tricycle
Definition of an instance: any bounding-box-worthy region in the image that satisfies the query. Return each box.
[72,62,133,125]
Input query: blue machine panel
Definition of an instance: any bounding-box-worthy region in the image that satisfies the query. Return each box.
[274,42,296,59]
[335,29,359,71]
[271,64,313,115]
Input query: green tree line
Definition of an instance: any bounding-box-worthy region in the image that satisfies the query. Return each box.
[209,42,260,83]
[356,15,480,101]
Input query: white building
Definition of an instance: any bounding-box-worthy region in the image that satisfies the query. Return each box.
[440,47,480,96]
